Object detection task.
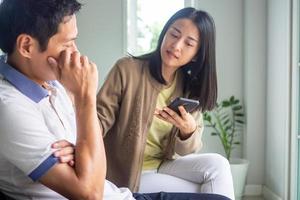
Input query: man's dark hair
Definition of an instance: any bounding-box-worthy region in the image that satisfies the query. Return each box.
[0,0,81,55]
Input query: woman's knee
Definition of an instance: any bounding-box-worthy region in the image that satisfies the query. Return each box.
[206,153,231,172]
[211,153,229,166]
[189,153,231,178]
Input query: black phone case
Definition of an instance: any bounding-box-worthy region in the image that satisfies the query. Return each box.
[168,97,199,114]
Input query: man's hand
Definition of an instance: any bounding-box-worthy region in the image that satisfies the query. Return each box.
[52,140,75,167]
[48,50,98,100]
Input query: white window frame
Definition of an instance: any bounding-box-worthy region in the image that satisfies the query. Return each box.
[125,0,196,55]
[290,0,300,199]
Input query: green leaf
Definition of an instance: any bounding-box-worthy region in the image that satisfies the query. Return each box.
[211,132,219,136]
[204,115,211,122]
[233,99,240,104]
[220,113,229,119]
[223,119,230,125]
[236,120,244,124]
[222,101,230,107]
[225,126,232,131]
[233,105,242,111]
[205,125,214,128]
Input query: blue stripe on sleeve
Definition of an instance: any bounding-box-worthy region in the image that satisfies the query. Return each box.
[28,154,58,181]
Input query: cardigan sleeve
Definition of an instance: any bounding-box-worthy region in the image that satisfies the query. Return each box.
[173,111,204,155]
[96,61,123,137]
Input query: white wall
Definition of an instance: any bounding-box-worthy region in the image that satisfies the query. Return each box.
[194,0,244,102]
[290,1,300,199]
[265,0,291,198]
[194,0,267,189]
[77,0,126,84]
[193,0,244,158]
[243,0,267,188]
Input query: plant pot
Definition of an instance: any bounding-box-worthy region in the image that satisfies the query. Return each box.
[229,158,249,200]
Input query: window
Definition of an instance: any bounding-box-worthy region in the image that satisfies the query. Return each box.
[127,0,185,55]
[296,0,300,199]
[291,0,300,200]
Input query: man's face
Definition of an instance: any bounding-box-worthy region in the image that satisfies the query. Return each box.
[29,15,78,84]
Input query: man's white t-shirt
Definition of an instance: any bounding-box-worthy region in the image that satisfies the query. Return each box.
[0,56,134,200]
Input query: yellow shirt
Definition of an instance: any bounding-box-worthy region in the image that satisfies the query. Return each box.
[142,75,178,170]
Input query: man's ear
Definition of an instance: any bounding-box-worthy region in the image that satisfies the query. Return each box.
[15,34,35,58]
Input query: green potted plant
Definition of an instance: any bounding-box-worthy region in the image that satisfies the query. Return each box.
[203,96,244,159]
[203,96,249,200]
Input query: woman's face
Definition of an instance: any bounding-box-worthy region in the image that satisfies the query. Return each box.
[160,18,200,70]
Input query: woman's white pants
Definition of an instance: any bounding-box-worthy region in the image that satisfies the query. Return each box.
[138,153,235,200]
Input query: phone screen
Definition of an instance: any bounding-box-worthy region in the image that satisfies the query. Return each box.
[167,97,199,114]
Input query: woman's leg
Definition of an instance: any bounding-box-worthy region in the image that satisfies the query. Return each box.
[133,192,231,200]
[139,170,200,193]
[158,153,235,200]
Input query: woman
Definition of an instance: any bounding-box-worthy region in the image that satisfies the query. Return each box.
[97,7,235,200]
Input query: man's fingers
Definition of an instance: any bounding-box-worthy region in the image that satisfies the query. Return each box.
[61,50,72,69]
[53,146,75,156]
[71,51,81,67]
[47,57,58,68]
[52,140,74,148]
[68,160,75,167]
[80,55,89,67]
[47,57,61,80]
[58,155,74,163]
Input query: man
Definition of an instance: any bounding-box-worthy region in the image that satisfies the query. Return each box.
[0,0,132,199]
[0,0,230,199]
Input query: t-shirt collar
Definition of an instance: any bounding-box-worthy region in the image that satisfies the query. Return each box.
[0,55,57,103]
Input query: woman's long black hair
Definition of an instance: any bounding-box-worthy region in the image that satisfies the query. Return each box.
[133,7,217,112]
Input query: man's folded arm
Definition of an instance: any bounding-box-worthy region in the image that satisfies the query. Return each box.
[40,95,106,200]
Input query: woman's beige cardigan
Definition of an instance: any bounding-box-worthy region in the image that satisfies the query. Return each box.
[96,57,203,192]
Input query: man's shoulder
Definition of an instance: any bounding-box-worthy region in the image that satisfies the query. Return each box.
[0,75,30,104]
[0,75,41,128]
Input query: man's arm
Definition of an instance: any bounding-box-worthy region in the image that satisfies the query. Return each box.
[40,50,106,200]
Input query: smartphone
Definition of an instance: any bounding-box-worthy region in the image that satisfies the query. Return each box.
[167,97,199,114]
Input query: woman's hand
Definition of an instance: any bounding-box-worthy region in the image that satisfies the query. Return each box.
[52,140,75,167]
[154,106,197,140]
